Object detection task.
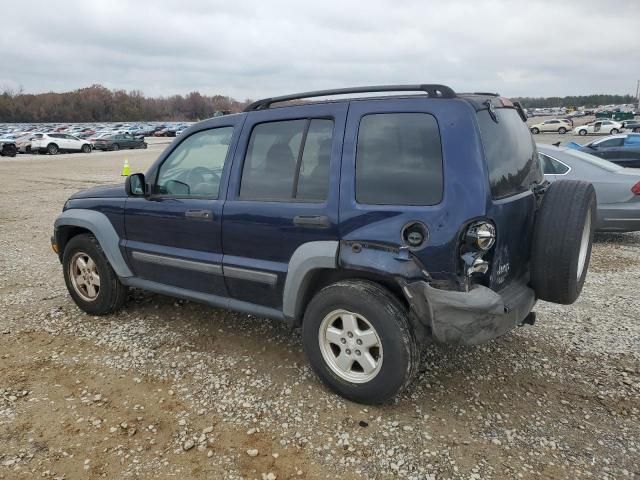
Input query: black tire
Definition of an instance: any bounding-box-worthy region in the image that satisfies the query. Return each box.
[142,142,148,149]
[578,129,587,136]
[47,143,59,155]
[610,128,619,134]
[81,144,92,153]
[302,280,420,404]
[531,127,540,134]
[558,127,567,134]
[112,143,120,151]
[633,128,640,133]
[62,234,128,315]
[531,180,596,305]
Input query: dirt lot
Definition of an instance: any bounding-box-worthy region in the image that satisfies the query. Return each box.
[0,140,638,480]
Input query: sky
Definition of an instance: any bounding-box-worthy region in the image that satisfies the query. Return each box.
[1,0,638,101]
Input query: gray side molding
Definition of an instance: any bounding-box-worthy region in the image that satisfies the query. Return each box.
[282,241,339,320]
[54,209,133,278]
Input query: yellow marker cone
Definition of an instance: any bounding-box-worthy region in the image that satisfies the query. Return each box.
[121,158,130,177]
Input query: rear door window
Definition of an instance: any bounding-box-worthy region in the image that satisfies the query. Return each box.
[477,108,543,199]
[355,113,443,205]
[240,118,334,201]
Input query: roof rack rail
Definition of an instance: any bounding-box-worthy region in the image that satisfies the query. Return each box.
[471,92,500,96]
[244,84,456,111]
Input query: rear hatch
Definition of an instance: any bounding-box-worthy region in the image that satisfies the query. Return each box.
[475,101,544,291]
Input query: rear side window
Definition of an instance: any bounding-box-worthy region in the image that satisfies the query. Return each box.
[596,138,623,147]
[356,113,443,205]
[477,108,543,199]
[240,118,334,201]
[538,153,570,175]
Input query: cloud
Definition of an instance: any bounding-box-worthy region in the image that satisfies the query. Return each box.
[1,0,638,99]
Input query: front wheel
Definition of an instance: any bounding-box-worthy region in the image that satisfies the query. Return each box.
[531,127,540,134]
[112,143,120,151]
[302,280,420,404]
[558,127,567,134]
[578,129,588,136]
[81,144,92,153]
[62,234,128,315]
[610,128,619,134]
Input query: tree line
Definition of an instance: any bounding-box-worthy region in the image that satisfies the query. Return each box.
[1,84,637,122]
[513,94,637,109]
[0,84,249,123]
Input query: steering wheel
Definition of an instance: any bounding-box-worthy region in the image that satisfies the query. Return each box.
[186,167,220,187]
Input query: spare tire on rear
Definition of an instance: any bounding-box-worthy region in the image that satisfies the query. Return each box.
[530,180,596,305]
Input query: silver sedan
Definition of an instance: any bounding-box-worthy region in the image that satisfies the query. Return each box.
[537,144,640,232]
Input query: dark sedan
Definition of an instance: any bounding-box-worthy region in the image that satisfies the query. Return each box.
[92,133,147,151]
[569,133,640,168]
[622,120,640,133]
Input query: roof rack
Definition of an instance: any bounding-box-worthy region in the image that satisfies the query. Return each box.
[244,84,456,111]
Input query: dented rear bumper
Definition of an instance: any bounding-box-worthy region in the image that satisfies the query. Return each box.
[405,280,536,345]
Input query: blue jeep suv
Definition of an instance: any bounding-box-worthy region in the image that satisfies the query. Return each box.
[53,85,596,403]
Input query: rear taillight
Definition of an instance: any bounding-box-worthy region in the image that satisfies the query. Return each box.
[632,182,640,195]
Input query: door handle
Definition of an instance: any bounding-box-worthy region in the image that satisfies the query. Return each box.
[185,209,213,220]
[293,215,330,228]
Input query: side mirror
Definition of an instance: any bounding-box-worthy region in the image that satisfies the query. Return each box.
[589,144,598,149]
[125,173,147,197]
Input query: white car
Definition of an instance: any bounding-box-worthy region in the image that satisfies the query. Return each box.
[530,119,572,134]
[31,133,92,155]
[573,120,623,136]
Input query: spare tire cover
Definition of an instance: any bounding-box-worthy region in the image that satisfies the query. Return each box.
[530,180,596,305]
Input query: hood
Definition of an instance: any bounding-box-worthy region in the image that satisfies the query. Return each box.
[69,183,126,199]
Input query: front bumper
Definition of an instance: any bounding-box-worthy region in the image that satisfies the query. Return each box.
[406,280,536,345]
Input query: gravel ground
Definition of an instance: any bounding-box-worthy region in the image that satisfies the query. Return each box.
[0,142,638,480]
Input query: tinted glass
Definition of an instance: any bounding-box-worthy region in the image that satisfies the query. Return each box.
[155,127,233,197]
[595,138,623,148]
[240,120,306,200]
[539,153,569,175]
[356,113,443,205]
[477,108,542,199]
[296,119,334,201]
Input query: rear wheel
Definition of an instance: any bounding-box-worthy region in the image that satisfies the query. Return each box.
[610,128,619,134]
[62,234,128,315]
[531,180,596,305]
[112,143,120,151]
[47,143,59,155]
[302,280,420,404]
[81,144,91,153]
[558,127,567,134]
[579,129,587,136]
[531,127,540,134]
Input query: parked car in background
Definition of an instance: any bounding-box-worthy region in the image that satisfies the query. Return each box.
[538,144,640,232]
[92,133,147,151]
[15,133,38,153]
[0,137,17,157]
[570,134,640,168]
[621,120,640,133]
[573,120,623,136]
[31,133,92,154]
[530,119,572,134]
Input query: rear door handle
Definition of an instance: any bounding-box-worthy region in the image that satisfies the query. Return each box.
[185,209,213,220]
[293,215,330,228]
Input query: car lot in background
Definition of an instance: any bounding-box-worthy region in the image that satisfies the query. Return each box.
[538,143,640,232]
[92,133,147,151]
[573,119,623,136]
